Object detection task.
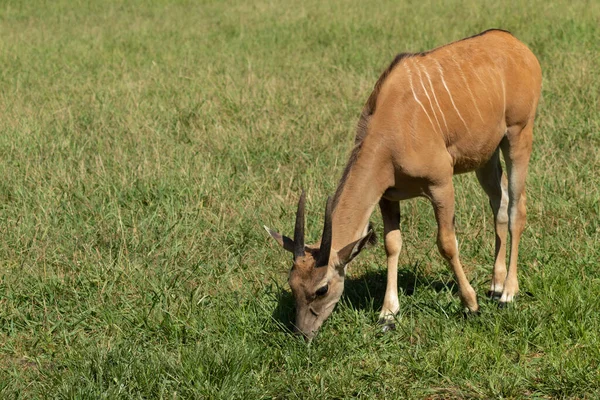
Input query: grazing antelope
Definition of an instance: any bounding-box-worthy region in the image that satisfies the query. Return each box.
[266,29,541,339]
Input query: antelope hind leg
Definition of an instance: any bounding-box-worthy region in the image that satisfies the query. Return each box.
[497,123,533,305]
[475,149,509,300]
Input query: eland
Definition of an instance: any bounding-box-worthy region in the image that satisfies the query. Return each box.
[266,29,542,339]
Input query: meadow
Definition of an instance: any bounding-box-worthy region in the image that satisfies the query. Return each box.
[0,0,599,398]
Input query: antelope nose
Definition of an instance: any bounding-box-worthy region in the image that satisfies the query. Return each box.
[293,327,316,341]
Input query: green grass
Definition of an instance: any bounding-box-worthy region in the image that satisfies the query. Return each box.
[0,0,599,398]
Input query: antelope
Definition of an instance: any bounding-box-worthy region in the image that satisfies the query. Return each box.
[265,29,542,339]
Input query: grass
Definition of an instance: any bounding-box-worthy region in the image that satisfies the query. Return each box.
[0,0,598,397]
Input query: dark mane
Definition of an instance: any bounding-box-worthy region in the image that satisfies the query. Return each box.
[431,28,513,53]
[462,28,512,40]
[364,52,413,122]
[332,141,362,209]
[362,29,511,128]
[333,52,414,209]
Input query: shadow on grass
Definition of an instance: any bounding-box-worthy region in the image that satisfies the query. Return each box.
[271,266,457,331]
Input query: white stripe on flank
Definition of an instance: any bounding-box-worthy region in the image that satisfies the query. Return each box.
[451,56,484,123]
[405,62,437,133]
[472,67,494,110]
[489,67,506,119]
[433,59,469,132]
[414,60,443,135]
[421,61,449,133]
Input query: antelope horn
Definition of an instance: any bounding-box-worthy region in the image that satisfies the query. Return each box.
[293,190,306,259]
[317,196,333,267]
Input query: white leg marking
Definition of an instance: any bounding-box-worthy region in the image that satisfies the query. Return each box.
[379,295,399,320]
[405,62,438,133]
[499,291,516,303]
[433,59,470,133]
[451,56,484,123]
[490,282,504,295]
[414,60,443,135]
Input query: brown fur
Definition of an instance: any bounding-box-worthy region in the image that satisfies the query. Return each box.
[333,29,541,313]
[341,30,517,210]
[268,30,542,338]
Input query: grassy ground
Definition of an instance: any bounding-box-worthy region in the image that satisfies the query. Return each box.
[0,0,599,398]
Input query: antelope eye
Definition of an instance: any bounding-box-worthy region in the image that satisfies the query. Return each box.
[315,284,329,297]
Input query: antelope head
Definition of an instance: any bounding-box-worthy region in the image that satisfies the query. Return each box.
[265,191,374,340]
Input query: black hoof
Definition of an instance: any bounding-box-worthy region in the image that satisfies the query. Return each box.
[487,290,502,300]
[463,309,480,318]
[498,301,508,309]
[378,318,396,333]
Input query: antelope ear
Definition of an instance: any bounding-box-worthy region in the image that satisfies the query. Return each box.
[336,229,375,265]
[264,226,295,253]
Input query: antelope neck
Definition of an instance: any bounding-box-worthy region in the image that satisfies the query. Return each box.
[330,142,392,250]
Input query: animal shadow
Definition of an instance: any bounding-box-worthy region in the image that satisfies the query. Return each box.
[271,266,457,331]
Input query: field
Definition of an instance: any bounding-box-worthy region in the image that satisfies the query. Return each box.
[0,0,599,398]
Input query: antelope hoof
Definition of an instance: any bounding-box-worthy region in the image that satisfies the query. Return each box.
[499,289,518,304]
[378,318,396,333]
[461,300,479,314]
[498,296,518,309]
[463,308,480,318]
[487,290,502,300]
[488,282,504,300]
[463,299,480,316]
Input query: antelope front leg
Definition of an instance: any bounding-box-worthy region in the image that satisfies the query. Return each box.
[429,181,479,313]
[378,199,402,327]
